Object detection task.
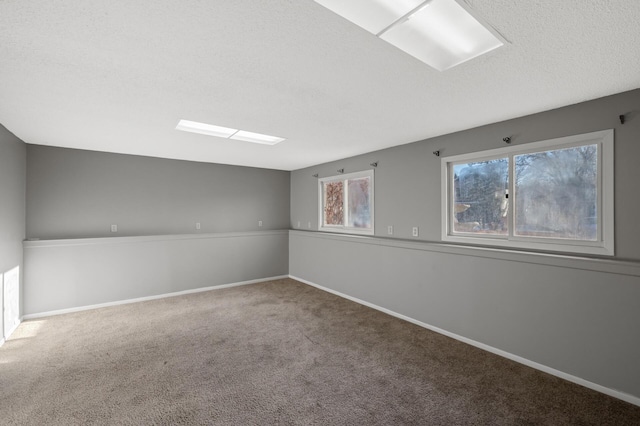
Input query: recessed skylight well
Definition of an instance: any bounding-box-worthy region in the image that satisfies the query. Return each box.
[175,120,237,138]
[315,0,505,71]
[230,130,285,145]
[176,120,285,146]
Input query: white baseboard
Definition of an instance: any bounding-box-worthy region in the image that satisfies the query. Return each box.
[22,275,289,320]
[290,275,640,408]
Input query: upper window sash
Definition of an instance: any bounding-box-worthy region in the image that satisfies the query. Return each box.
[441,129,614,256]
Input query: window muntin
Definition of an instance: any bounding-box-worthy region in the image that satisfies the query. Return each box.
[442,130,613,256]
[319,170,374,234]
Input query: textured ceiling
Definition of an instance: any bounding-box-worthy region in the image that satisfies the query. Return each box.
[1,1,639,171]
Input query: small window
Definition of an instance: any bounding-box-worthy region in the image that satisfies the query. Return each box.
[319,170,374,234]
[442,130,614,256]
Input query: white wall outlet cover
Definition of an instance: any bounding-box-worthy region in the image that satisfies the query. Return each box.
[297,221,301,228]
[258,220,263,227]
[196,222,201,230]
[387,225,393,235]
[110,224,117,232]
[412,227,419,237]
[308,222,312,228]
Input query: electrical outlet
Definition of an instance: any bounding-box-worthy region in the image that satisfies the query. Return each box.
[308,221,312,229]
[387,225,393,235]
[412,227,419,237]
[111,224,117,233]
[196,222,201,230]
[258,220,263,227]
[297,221,301,228]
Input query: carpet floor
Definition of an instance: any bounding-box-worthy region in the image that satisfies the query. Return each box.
[1,278,639,425]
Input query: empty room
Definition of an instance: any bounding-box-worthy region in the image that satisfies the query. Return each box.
[1,1,640,424]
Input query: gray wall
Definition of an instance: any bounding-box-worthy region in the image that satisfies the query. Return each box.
[289,231,640,403]
[0,125,27,336]
[291,88,640,261]
[27,145,291,239]
[23,145,291,316]
[289,89,640,402]
[24,231,289,315]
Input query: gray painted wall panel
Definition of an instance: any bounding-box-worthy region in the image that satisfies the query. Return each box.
[0,125,26,336]
[27,145,291,239]
[290,231,640,401]
[24,231,288,315]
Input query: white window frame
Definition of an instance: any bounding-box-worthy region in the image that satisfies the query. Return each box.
[441,129,614,256]
[318,169,374,235]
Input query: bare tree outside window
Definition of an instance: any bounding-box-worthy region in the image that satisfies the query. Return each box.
[323,181,343,225]
[453,158,508,234]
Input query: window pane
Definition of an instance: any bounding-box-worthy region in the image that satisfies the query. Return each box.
[453,158,509,234]
[515,145,597,240]
[347,177,371,228]
[323,181,344,225]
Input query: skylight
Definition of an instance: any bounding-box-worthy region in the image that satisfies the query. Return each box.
[175,120,237,138]
[176,120,285,145]
[315,0,504,71]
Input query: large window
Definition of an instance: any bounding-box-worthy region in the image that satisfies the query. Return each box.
[319,170,374,234]
[441,130,614,256]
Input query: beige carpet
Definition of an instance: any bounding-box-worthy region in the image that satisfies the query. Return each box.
[1,278,639,425]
